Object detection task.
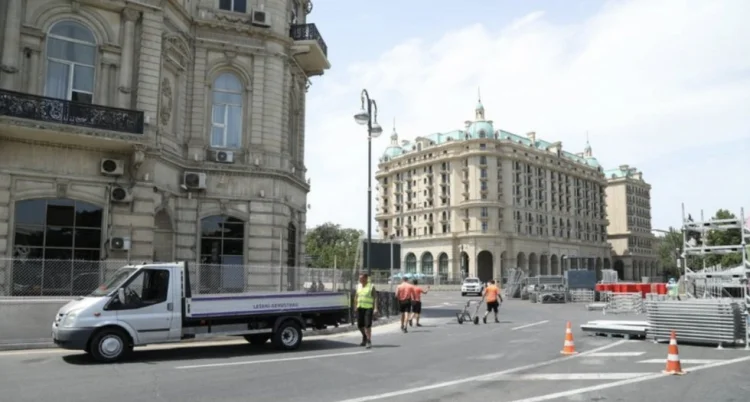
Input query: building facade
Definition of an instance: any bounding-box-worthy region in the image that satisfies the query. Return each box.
[604,165,658,281]
[374,100,612,283]
[0,0,329,295]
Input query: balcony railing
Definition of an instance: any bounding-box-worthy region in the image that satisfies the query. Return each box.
[0,89,144,134]
[289,23,328,57]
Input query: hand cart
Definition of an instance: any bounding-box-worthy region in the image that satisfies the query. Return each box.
[456,295,485,325]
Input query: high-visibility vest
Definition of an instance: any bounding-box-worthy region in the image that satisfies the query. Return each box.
[357,283,375,309]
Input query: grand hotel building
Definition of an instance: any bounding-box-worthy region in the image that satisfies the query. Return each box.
[374,100,612,283]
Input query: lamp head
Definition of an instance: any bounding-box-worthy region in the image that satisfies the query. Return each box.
[354,108,369,125]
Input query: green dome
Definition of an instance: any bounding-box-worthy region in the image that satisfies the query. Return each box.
[465,121,494,139]
[586,157,601,168]
[383,146,403,159]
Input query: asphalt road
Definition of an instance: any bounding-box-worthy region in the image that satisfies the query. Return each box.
[1,292,748,402]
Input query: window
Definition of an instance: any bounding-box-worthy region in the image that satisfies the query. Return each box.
[219,0,247,13]
[421,252,434,275]
[405,253,417,273]
[287,223,297,267]
[45,21,97,103]
[12,198,103,296]
[199,215,245,293]
[211,73,243,148]
[438,253,449,280]
[119,269,170,307]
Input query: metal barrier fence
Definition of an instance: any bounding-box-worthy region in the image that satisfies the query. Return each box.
[0,257,362,297]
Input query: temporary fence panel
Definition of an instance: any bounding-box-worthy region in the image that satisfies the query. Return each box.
[569,289,595,303]
[646,299,746,347]
[604,293,644,315]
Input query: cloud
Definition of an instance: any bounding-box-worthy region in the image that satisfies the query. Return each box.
[304,0,750,233]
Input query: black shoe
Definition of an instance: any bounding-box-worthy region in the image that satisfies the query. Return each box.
[366,341,372,349]
[483,316,487,324]
[359,339,367,346]
[403,327,408,333]
[409,319,413,327]
[416,323,423,327]
[495,319,500,323]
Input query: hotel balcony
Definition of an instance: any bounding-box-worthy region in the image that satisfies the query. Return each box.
[290,23,331,76]
[0,89,145,150]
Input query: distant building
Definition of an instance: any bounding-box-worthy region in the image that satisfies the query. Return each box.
[374,98,612,283]
[604,166,659,280]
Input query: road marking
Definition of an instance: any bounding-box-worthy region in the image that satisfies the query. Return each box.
[587,352,645,357]
[333,339,629,402]
[511,320,549,331]
[480,372,653,381]
[175,350,371,369]
[504,354,750,402]
[637,358,723,364]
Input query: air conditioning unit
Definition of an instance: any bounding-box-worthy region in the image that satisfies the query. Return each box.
[183,171,207,190]
[109,236,131,251]
[209,150,234,164]
[250,10,270,27]
[110,186,133,203]
[100,158,125,176]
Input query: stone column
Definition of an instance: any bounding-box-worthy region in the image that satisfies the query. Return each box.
[25,48,41,95]
[0,0,23,90]
[117,8,141,108]
[98,60,113,106]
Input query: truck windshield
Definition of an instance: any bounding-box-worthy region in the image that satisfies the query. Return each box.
[88,267,138,297]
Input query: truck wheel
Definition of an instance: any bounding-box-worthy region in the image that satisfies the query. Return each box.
[244,334,271,345]
[89,328,131,363]
[272,321,303,351]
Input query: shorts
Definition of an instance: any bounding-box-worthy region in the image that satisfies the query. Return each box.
[486,301,499,313]
[357,307,373,329]
[411,301,422,314]
[399,300,412,313]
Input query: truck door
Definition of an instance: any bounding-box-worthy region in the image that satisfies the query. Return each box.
[115,268,174,345]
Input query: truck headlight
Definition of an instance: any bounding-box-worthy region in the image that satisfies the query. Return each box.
[61,311,79,328]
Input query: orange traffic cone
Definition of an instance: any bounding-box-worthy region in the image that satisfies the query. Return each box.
[663,330,685,375]
[560,321,578,355]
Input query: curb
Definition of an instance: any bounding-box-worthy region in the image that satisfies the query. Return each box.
[0,317,399,352]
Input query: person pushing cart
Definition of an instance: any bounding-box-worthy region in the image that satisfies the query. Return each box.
[482,279,502,324]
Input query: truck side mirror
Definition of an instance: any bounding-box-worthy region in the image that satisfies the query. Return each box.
[118,288,126,304]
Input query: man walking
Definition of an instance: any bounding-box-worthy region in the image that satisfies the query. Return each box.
[354,273,378,348]
[395,277,413,333]
[482,279,502,324]
[408,279,430,327]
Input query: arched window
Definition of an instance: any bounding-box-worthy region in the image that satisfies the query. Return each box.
[45,21,97,103]
[210,73,243,149]
[405,253,416,273]
[12,198,103,296]
[199,215,244,293]
[421,252,434,275]
[438,253,449,279]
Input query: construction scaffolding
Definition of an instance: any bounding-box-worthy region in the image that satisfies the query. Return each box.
[680,204,749,347]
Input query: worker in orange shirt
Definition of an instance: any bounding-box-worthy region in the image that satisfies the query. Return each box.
[482,279,503,324]
[408,279,430,327]
[395,277,413,333]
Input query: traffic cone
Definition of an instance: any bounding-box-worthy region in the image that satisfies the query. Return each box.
[662,331,685,375]
[560,321,578,355]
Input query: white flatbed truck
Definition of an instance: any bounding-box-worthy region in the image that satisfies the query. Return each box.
[51,262,351,362]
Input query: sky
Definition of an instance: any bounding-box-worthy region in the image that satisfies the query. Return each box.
[302,0,750,235]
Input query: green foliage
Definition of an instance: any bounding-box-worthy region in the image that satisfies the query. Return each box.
[704,209,743,267]
[304,222,363,268]
[657,227,683,273]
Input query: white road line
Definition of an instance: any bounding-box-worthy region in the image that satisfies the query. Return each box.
[480,373,653,381]
[504,354,750,402]
[587,352,645,357]
[333,339,629,402]
[637,358,723,364]
[511,320,549,331]
[175,350,371,369]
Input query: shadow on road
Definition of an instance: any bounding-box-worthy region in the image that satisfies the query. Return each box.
[61,338,397,366]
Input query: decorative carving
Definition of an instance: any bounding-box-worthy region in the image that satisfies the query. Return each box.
[219,199,228,214]
[163,34,191,71]
[0,88,145,134]
[118,86,132,94]
[71,0,81,13]
[223,51,237,61]
[122,8,141,22]
[56,182,68,198]
[0,65,18,74]
[160,192,171,210]
[160,78,173,126]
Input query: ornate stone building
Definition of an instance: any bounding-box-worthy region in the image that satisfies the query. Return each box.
[0,0,329,295]
[374,99,612,283]
[604,165,659,281]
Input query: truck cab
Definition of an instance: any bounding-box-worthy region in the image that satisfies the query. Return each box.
[52,262,351,362]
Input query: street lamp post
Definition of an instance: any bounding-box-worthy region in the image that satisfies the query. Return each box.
[353,89,383,275]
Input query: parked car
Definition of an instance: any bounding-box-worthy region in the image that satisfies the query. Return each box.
[461,277,484,296]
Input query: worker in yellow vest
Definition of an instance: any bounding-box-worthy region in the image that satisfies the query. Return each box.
[354,273,378,349]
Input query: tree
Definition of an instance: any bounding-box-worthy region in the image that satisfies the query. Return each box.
[304,222,363,268]
[704,209,743,268]
[657,227,683,278]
